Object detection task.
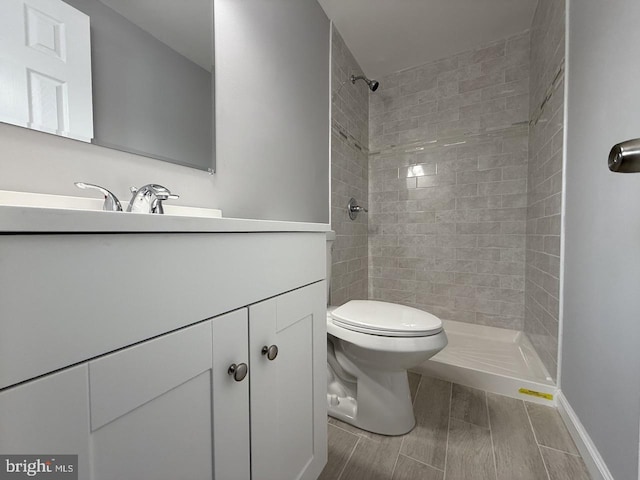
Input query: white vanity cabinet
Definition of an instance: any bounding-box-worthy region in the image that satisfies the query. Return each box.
[0,231,328,479]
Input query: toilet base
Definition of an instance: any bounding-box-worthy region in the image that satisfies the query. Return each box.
[327,366,416,436]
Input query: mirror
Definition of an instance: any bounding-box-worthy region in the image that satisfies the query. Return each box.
[0,0,215,172]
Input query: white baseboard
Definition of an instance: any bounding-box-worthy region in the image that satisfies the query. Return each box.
[556,390,614,480]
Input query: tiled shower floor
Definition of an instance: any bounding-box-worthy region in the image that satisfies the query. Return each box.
[319,373,590,480]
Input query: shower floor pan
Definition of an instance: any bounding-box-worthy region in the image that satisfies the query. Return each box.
[415,320,557,405]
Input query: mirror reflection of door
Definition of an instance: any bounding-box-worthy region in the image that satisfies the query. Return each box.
[0,0,94,142]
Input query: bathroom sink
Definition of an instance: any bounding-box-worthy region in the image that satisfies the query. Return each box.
[0,189,222,218]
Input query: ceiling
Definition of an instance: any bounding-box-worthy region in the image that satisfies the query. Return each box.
[317,0,538,78]
[99,0,213,71]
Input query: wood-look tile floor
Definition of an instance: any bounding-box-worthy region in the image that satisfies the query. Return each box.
[319,373,591,480]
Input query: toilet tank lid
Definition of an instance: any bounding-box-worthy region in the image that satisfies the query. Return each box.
[330,300,442,335]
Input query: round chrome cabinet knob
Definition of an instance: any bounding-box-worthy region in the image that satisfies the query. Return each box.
[261,345,278,361]
[228,363,248,382]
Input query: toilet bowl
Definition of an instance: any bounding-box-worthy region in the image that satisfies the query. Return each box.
[326,300,448,435]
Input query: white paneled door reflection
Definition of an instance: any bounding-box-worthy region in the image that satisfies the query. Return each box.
[0,0,93,142]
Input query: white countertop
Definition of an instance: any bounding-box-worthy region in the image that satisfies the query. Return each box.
[0,191,330,233]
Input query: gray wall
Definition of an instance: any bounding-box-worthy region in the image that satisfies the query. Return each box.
[213,0,330,222]
[524,0,565,381]
[0,0,330,223]
[330,27,369,305]
[65,0,213,170]
[367,33,531,329]
[564,0,640,478]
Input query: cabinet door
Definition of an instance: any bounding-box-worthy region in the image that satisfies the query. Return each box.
[212,309,251,480]
[88,321,215,480]
[249,281,327,480]
[0,364,91,477]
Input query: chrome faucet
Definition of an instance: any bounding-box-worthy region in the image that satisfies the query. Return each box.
[127,184,179,214]
[74,182,122,211]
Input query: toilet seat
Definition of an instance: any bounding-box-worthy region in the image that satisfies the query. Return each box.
[329,300,442,337]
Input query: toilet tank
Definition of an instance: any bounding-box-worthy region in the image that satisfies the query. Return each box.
[326,231,336,304]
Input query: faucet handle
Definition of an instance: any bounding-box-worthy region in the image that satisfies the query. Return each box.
[75,182,122,212]
[152,187,179,213]
[128,184,178,214]
[130,185,178,199]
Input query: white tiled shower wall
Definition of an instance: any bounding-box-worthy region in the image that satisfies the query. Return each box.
[330,14,564,380]
[330,28,369,305]
[524,0,566,380]
[367,32,531,330]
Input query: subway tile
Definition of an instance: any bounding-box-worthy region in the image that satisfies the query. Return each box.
[456,222,501,235]
[478,152,527,170]
[437,91,482,112]
[456,248,501,261]
[506,64,530,82]
[476,286,524,304]
[502,193,528,208]
[437,118,481,138]
[500,275,525,290]
[398,163,437,178]
[416,172,457,188]
[476,313,523,329]
[456,168,503,185]
[481,108,528,131]
[433,258,477,273]
[477,234,526,249]
[455,297,502,315]
[477,261,524,276]
[478,179,527,196]
[502,165,528,180]
[481,78,529,102]
[455,272,501,287]
[459,71,506,93]
[456,195,503,210]
[471,41,506,64]
[432,283,476,298]
[501,221,526,234]
[416,270,455,284]
[478,208,527,222]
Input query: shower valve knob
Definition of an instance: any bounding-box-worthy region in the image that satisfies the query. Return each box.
[262,345,278,361]
[347,198,368,220]
[228,363,248,382]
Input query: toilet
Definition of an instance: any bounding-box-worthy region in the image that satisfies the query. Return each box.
[326,232,448,436]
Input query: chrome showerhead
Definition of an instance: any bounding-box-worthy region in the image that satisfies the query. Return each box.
[351,74,379,92]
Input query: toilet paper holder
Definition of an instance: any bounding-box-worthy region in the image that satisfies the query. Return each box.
[608,138,640,172]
